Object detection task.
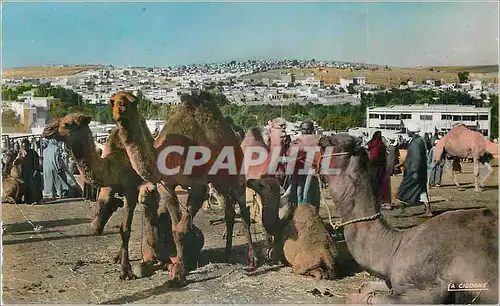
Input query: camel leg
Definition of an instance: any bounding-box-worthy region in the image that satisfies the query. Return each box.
[444,159,461,189]
[473,160,482,192]
[138,182,160,264]
[233,187,257,271]
[480,162,494,187]
[2,196,16,204]
[116,191,138,280]
[222,193,236,262]
[160,183,189,287]
[346,286,448,304]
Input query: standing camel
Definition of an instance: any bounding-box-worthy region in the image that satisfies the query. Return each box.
[109,91,256,286]
[318,134,497,304]
[434,124,498,191]
[42,115,168,280]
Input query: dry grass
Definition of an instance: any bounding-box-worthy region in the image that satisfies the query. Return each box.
[2,65,105,78]
[2,126,27,133]
[244,65,498,87]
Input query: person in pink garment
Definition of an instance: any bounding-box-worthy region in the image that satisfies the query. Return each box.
[367,131,390,208]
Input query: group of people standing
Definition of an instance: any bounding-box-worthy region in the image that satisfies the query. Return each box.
[367,123,437,216]
[1,137,81,204]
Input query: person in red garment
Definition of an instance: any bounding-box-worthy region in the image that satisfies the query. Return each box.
[367,131,391,209]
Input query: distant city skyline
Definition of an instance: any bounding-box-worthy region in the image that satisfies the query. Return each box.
[2,1,498,69]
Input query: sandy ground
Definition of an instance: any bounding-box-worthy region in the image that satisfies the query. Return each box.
[2,162,498,304]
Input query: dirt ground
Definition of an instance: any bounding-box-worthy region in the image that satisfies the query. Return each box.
[2,163,498,304]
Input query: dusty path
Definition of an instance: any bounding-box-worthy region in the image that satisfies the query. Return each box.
[2,163,497,304]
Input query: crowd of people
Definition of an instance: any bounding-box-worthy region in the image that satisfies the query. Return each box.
[1,137,84,204]
[366,123,495,216]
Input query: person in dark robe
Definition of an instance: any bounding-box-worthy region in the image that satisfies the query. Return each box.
[19,139,42,204]
[423,133,432,152]
[395,122,433,217]
[428,139,444,187]
[367,131,389,208]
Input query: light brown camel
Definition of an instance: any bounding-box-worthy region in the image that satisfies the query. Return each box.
[109,90,256,286]
[2,154,24,203]
[247,175,340,279]
[42,114,168,280]
[319,133,498,304]
[242,120,323,264]
[434,124,498,191]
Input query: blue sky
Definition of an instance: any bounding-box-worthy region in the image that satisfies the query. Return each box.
[2,1,498,68]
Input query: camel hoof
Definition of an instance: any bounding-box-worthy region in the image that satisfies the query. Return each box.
[132,262,154,279]
[168,262,187,287]
[475,188,483,192]
[119,266,137,280]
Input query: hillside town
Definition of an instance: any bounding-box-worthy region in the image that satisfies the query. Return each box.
[1,59,498,140]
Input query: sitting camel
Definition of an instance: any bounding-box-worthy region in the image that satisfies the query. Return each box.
[2,153,24,204]
[247,175,340,279]
[109,90,256,286]
[319,133,498,304]
[42,115,170,280]
[434,124,498,191]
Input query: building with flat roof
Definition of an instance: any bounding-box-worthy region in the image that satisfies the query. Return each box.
[366,104,492,137]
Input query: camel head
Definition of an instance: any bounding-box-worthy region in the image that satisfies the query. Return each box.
[42,113,92,150]
[246,175,292,236]
[318,134,375,213]
[109,91,138,122]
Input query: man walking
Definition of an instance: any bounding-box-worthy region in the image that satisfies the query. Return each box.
[395,122,433,217]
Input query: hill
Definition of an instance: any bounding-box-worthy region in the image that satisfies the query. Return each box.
[2,65,105,78]
[242,65,498,87]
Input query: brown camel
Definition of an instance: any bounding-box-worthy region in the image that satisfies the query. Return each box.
[319,133,498,304]
[2,154,24,203]
[42,114,169,280]
[247,175,340,279]
[434,124,498,191]
[109,90,256,286]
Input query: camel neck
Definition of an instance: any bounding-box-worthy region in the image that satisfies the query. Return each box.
[116,117,162,184]
[335,169,403,280]
[69,130,113,187]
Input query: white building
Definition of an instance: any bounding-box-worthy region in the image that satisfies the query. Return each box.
[366,104,492,137]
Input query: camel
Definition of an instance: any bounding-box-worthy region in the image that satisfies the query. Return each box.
[242,119,324,264]
[434,124,498,191]
[318,133,498,304]
[247,175,340,279]
[42,114,170,280]
[109,90,256,286]
[2,154,24,204]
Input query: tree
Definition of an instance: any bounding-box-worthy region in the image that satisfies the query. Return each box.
[2,84,33,101]
[2,109,22,127]
[457,71,470,83]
